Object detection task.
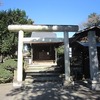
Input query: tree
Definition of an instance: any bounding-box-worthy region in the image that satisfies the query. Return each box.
[82,13,100,28]
[0,9,33,62]
[57,45,64,57]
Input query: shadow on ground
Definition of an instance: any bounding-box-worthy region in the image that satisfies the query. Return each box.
[6,82,100,100]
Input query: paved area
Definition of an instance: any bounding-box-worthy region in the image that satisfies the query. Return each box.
[0,83,14,100]
[0,82,100,100]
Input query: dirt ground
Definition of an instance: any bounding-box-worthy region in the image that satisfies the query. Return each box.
[0,82,100,100]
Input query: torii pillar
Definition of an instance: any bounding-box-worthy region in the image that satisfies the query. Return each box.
[64,31,70,82]
[88,31,100,90]
[8,24,78,87]
[17,30,24,82]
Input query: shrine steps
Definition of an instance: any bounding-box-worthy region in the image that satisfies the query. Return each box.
[25,64,64,83]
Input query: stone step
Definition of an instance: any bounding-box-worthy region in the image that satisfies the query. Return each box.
[26,68,62,72]
[25,64,64,83]
[26,67,59,70]
[26,72,61,76]
[28,64,57,67]
[25,76,63,83]
[26,70,62,73]
[27,66,58,69]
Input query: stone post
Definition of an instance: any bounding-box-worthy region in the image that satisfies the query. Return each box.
[17,30,24,83]
[88,31,100,90]
[64,31,70,82]
[88,31,99,80]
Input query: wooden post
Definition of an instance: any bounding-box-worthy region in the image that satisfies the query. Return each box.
[55,47,57,64]
[31,44,33,64]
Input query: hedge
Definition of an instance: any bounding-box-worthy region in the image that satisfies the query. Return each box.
[0,68,13,83]
[3,59,17,70]
[0,59,17,83]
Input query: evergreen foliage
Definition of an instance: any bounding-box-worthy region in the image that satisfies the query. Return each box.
[57,45,64,56]
[0,9,33,61]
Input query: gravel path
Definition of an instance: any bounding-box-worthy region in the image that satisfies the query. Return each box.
[0,82,100,100]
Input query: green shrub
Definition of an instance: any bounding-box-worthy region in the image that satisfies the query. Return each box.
[0,68,13,83]
[57,45,64,57]
[3,59,17,71]
[0,58,17,83]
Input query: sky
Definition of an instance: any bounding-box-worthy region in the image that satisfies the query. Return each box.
[0,0,100,37]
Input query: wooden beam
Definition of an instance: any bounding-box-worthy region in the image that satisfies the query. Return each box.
[8,24,78,32]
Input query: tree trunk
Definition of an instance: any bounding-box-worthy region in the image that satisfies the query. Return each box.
[0,54,3,63]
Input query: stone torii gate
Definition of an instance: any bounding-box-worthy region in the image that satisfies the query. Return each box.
[8,24,78,86]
